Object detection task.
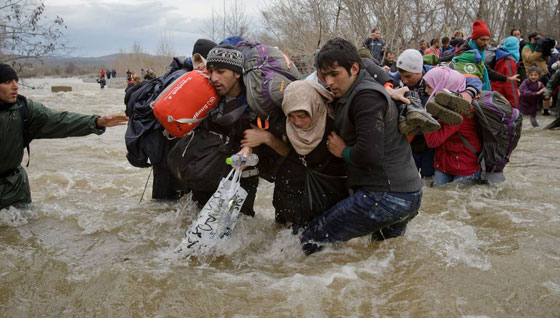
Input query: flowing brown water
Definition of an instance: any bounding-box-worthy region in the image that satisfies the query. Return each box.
[1,77,559,317]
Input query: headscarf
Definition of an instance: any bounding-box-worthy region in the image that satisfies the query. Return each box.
[502,36,520,62]
[468,38,491,90]
[423,66,466,101]
[282,80,334,155]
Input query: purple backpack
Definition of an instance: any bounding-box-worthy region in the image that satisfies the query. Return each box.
[237,41,301,120]
[459,91,522,183]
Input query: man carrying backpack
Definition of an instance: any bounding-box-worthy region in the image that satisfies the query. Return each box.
[452,20,519,91]
[0,63,128,210]
[192,44,263,217]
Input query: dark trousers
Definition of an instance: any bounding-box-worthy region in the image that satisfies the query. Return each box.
[301,189,422,247]
[412,148,435,178]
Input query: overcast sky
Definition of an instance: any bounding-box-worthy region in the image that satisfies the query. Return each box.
[43,0,263,57]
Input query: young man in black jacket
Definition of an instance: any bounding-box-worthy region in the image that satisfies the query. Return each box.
[300,38,423,255]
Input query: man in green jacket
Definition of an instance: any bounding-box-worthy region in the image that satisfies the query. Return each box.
[0,63,128,210]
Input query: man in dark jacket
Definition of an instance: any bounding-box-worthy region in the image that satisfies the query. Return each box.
[363,28,386,65]
[300,38,423,255]
[193,44,261,216]
[0,63,128,210]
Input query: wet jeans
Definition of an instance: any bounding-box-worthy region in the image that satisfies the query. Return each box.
[433,169,481,186]
[300,189,422,254]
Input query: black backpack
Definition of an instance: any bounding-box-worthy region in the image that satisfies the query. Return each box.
[167,128,235,192]
[124,58,193,168]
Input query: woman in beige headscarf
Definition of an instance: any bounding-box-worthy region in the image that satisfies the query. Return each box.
[271,80,347,230]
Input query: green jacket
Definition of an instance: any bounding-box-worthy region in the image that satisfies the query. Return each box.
[0,96,105,210]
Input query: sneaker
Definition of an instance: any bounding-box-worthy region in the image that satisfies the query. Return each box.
[543,109,551,116]
[434,89,473,118]
[404,91,441,133]
[426,100,463,126]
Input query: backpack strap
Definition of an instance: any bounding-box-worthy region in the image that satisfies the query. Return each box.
[17,95,31,167]
[457,132,486,180]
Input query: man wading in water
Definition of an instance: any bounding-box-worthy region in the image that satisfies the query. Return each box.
[299,38,423,255]
[0,63,129,210]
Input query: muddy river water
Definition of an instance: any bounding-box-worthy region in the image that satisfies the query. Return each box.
[1,77,559,317]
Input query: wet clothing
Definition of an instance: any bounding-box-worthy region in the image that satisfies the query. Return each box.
[424,115,481,177]
[0,96,105,210]
[519,78,544,116]
[301,188,422,251]
[273,119,345,226]
[192,93,261,216]
[300,69,422,251]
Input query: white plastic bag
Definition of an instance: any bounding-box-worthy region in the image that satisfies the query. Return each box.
[175,168,247,257]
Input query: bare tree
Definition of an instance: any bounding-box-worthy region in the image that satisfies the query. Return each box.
[0,0,67,68]
[200,0,252,43]
[155,32,175,58]
[258,0,560,64]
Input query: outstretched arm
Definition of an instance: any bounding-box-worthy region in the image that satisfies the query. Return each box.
[96,114,129,128]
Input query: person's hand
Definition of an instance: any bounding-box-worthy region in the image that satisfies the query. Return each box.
[241,124,271,148]
[96,114,129,127]
[460,92,473,104]
[537,88,547,95]
[327,131,346,158]
[506,74,520,83]
[386,86,410,104]
[543,94,551,100]
[382,65,391,72]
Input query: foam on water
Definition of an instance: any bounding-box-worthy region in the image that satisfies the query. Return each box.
[1,77,559,317]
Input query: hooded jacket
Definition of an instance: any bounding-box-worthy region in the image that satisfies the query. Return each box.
[490,48,519,108]
[0,96,104,210]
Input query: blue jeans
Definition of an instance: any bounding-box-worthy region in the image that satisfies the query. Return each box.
[433,169,481,186]
[300,189,422,253]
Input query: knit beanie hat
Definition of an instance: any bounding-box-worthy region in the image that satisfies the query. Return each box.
[396,49,423,73]
[0,63,18,83]
[206,44,244,74]
[192,39,218,59]
[471,20,490,39]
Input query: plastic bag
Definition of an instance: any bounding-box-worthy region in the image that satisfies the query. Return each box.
[175,168,247,257]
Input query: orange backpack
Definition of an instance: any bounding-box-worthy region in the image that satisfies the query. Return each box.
[153,70,218,138]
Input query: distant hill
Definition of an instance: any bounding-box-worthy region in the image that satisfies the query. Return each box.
[37,53,159,67]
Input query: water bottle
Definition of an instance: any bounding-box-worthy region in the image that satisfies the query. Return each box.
[226,153,259,167]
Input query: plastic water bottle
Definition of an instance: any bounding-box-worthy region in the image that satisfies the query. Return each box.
[226,154,259,167]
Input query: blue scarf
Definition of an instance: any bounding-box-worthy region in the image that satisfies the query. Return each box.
[469,38,491,90]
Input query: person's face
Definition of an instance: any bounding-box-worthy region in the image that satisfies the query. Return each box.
[386,53,394,62]
[474,36,490,50]
[0,79,19,104]
[425,82,433,95]
[512,30,521,39]
[320,62,359,98]
[371,30,381,39]
[288,110,312,129]
[528,71,540,82]
[435,41,441,49]
[420,42,427,50]
[399,70,423,88]
[530,34,542,43]
[209,67,241,97]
